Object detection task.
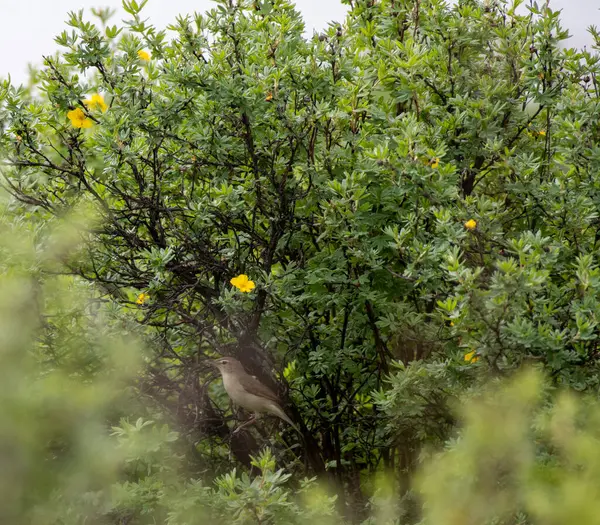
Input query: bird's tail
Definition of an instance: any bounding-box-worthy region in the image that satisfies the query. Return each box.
[268,402,301,434]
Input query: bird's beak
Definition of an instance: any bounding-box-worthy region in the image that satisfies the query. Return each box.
[199,360,217,372]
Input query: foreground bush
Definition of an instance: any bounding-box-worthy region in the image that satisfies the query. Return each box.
[0,249,598,525]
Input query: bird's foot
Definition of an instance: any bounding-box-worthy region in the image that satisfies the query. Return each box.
[233,416,257,435]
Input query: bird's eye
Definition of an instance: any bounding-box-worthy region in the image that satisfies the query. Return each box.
[220,360,227,365]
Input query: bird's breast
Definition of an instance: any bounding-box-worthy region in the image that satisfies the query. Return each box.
[222,373,270,413]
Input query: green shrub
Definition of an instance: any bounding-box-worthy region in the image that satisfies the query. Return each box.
[3,0,600,522]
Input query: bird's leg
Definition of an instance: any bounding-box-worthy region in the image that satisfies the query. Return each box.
[232,414,258,434]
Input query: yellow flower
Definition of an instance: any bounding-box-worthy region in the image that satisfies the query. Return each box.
[538,130,546,136]
[464,219,477,230]
[137,50,151,61]
[464,350,479,363]
[84,93,108,113]
[230,274,256,293]
[430,157,440,169]
[67,108,93,128]
[265,92,273,102]
[136,292,149,305]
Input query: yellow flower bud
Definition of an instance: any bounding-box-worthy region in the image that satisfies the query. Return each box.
[230,274,256,293]
[464,350,479,363]
[67,108,93,128]
[136,292,149,305]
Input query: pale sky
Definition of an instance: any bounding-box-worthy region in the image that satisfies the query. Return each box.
[0,0,348,84]
[1,0,599,85]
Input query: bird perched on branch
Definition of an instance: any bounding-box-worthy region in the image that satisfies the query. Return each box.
[211,357,300,434]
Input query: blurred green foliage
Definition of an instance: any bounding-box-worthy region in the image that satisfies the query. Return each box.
[3,0,600,522]
[419,371,600,525]
[0,200,142,523]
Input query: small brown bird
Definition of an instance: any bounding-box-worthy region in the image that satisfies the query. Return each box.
[211,357,299,434]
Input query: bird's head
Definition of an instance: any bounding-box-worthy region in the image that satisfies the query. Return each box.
[211,356,244,375]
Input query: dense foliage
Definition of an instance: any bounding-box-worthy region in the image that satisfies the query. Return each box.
[3,0,600,522]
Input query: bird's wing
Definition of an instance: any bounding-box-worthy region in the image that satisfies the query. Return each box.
[239,373,281,403]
